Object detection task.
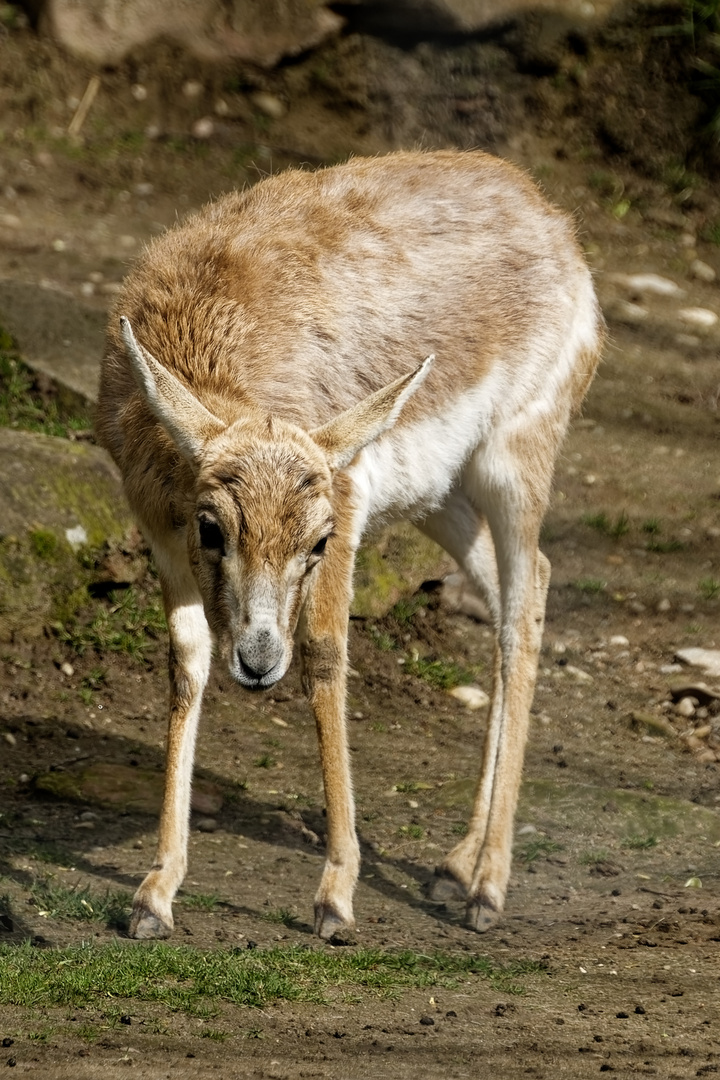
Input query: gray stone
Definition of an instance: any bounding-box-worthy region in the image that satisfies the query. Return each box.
[0,279,105,404]
[40,0,343,68]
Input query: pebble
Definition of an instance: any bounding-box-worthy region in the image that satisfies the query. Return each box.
[60,661,74,677]
[675,647,720,678]
[690,258,716,283]
[183,80,204,99]
[251,91,286,119]
[270,715,288,728]
[675,333,701,348]
[191,117,214,139]
[610,635,629,647]
[448,685,490,710]
[610,272,684,297]
[675,696,697,718]
[613,300,647,323]
[677,307,718,329]
[564,665,593,683]
[80,282,94,297]
[656,598,671,613]
[65,525,87,549]
[131,84,147,101]
[0,213,21,228]
[2,732,16,747]
[79,811,96,821]
[196,817,218,833]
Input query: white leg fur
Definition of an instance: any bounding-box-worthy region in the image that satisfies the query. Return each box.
[129,543,212,939]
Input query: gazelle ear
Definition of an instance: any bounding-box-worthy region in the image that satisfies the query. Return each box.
[120,316,225,466]
[311,355,433,472]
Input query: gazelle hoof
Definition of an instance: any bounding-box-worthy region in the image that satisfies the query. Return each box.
[428,868,467,903]
[465,898,501,933]
[129,903,173,940]
[314,901,351,940]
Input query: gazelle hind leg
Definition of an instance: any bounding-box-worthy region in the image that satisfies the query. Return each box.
[417,490,502,902]
[460,437,555,932]
[129,534,212,939]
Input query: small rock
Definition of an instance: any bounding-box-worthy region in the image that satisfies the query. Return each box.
[690,258,716,283]
[0,213,21,228]
[419,1015,435,1026]
[2,732,16,747]
[630,711,676,738]
[80,282,94,297]
[214,99,229,116]
[79,811,96,821]
[52,238,66,252]
[696,749,717,763]
[610,635,629,647]
[133,839,143,849]
[65,525,88,550]
[675,333,701,349]
[270,715,288,728]
[610,272,684,297]
[707,526,720,540]
[134,182,154,197]
[250,91,286,119]
[675,696,697,718]
[656,598,671,613]
[693,724,712,739]
[675,648,720,678]
[191,117,214,139]
[182,80,204,99]
[131,84,147,101]
[564,665,593,683]
[60,662,74,677]
[448,685,490,710]
[196,817,218,833]
[677,307,718,329]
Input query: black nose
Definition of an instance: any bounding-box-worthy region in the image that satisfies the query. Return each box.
[237,654,273,682]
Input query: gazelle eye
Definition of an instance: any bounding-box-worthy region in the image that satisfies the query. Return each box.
[198,517,225,554]
[311,536,328,558]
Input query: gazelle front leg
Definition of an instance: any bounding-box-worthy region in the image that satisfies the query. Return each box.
[299,529,360,940]
[129,556,212,939]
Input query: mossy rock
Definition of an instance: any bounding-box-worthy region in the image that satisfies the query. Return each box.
[352,523,453,618]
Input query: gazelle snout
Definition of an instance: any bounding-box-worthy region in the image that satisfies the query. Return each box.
[231,620,288,690]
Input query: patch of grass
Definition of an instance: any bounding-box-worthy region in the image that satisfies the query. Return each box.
[398,824,425,840]
[645,538,685,553]
[572,578,607,594]
[180,893,222,912]
[621,835,658,850]
[29,528,60,561]
[642,518,662,534]
[451,822,469,836]
[394,781,421,794]
[253,753,276,769]
[0,941,548,1012]
[579,849,613,867]
[389,592,431,625]
[201,1028,229,1041]
[0,335,91,437]
[516,837,563,863]
[582,511,630,539]
[29,880,130,925]
[367,626,397,651]
[698,576,720,600]
[262,908,297,927]
[55,587,166,662]
[404,654,480,691]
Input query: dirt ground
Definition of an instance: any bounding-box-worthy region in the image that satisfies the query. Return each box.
[1,3,720,1077]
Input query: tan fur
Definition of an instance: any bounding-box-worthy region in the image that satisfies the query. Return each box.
[96,149,604,940]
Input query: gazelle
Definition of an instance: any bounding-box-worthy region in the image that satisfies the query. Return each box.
[96,149,603,940]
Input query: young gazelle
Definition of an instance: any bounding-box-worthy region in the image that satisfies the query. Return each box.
[96,149,603,940]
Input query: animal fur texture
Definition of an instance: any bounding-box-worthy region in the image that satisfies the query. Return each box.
[96,149,604,940]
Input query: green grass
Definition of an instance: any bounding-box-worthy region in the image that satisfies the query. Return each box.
[253,753,276,769]
[0,941,548,1012]
[262,907,298,927]
[403,654,481,691]
[645,538,685,554]
[180,893,223,912]
[0,333,91,438]
[28,880,131,924]
[582,511,630,539]
[398,824,425,840]
[55,587,166,661]
[698,576,720,599]
[572,578,607,594]
[621,835,658,850]
[516,837,563,863]
[389,592,431,625]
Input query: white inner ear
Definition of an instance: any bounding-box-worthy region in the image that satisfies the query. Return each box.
[312,354,434,471]
[120,316,225,465]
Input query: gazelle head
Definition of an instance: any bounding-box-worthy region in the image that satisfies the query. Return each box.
[120,317,431,690]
